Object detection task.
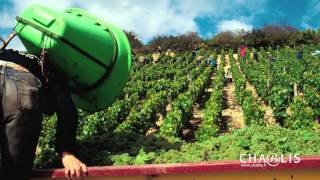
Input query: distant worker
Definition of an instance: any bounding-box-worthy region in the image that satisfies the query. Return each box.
[165,48,172,55]
[296,50,303,60]
[225,67,232,83]
[240,43,247,63]
[165,48,176,57]
[152,53,160,63]
[153,46,162,63]
[206,56,217,69]
[240,44,246,57]
[192,46,199,58]
[196,55,204,66]
[139,56,146,64]
[169,51,176,58]
[157,46,162,54]
[206,56,210,65]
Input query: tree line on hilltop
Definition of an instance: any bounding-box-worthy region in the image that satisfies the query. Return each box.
[126,24,320,55]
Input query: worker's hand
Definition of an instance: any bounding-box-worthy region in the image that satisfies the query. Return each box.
[61,152,87,179]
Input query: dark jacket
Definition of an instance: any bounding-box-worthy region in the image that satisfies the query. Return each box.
[42,80,78,154]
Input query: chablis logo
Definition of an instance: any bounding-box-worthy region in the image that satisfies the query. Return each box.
[240,154,301,167]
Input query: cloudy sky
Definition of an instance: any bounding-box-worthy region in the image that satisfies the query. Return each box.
[0,0,319,49]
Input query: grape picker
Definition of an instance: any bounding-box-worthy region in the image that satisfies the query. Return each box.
[0,4,131,180]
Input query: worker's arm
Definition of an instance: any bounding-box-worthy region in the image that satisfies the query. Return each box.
[53,83,87,178]
[54,84,77,154]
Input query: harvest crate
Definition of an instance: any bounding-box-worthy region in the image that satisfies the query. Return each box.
[32,156,320,180]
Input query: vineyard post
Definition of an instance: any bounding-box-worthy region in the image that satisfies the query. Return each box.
[267,58,271,105]
[294,83,298,97]
[192,76,195,101]
[169,88,172,103]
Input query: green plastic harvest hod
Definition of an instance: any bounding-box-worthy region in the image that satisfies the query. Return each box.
[14,4,132,112]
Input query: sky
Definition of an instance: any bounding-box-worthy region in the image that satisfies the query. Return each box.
[0,0,320,50]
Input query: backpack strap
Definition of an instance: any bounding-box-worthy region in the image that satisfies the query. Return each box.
[0,32,17,51]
